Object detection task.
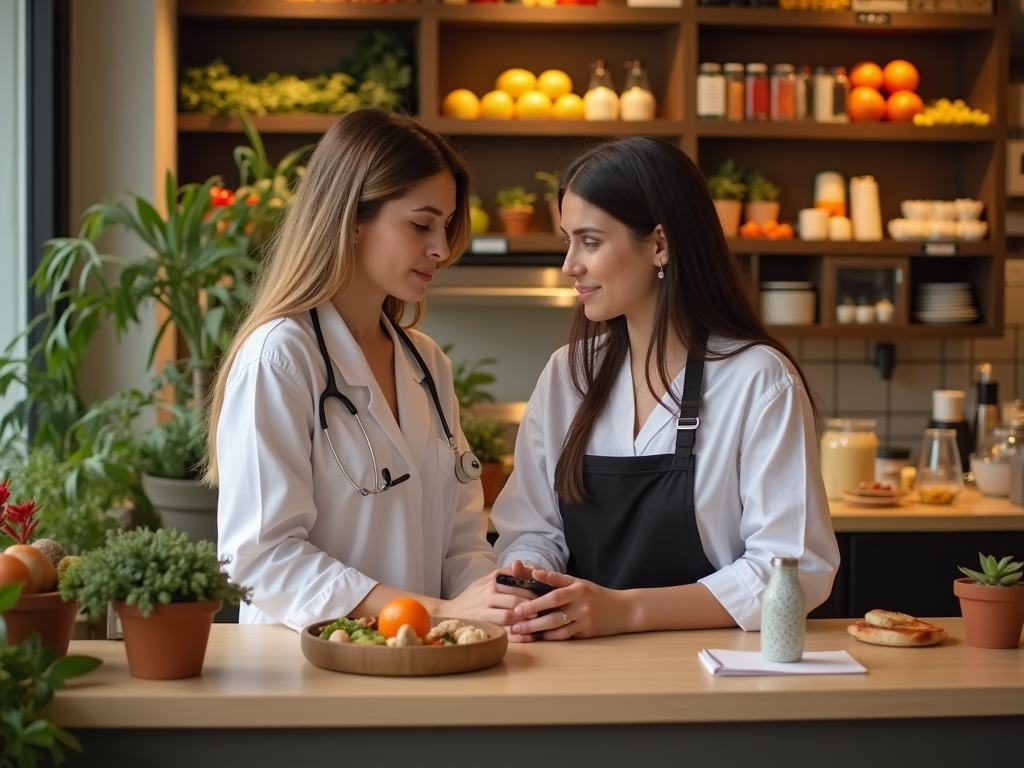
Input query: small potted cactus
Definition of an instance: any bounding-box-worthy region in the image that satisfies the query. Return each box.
[954,552,1024,648]
[495,185,537,235]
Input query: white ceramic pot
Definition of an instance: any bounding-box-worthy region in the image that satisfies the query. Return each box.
[760,289,816,326]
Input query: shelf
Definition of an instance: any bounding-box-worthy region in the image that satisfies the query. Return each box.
[729,239,994,256]
[429,118,684,137]
[696,122,997,142]
[435,4,681,28]
[178,0,424,21]
[769,323,999,338]
[694,7,998,32]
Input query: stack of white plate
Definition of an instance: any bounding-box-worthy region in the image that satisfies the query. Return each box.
[914,283,978,324]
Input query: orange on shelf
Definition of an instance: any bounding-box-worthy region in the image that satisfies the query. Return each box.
[885,90,924,123]
[849,62,884,91]
[768,222,795,240]
[738,220,763,238]
[882,60,920,95]
[848,86,886,122]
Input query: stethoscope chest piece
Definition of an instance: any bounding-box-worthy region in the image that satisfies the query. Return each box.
[455,449,483,483]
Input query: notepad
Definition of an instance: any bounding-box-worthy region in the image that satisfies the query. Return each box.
[698,649,867,677]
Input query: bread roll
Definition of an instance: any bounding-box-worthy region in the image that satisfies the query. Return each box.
[848,610,946,647]
[864,609,917,628]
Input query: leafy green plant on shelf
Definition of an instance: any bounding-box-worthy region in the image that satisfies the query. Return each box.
[495,186,537,211]
[0,583,102,768]
[534,170,560,203]
[958,553,1023,586]
[744,169,780,202]
[60,527,250,618]
[705,159,747,201]
[443,345,497,411]
[459,418,509,465]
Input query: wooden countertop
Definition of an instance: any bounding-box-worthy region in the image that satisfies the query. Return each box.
[829,487,1024,532]
[49,619,1023,729]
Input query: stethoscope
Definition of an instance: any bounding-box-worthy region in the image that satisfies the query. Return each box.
[310,308,482,496]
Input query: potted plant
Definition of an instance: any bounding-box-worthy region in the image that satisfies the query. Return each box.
[0,480,82,656]
[705,159,747,239]
[535,170,562,235]
[954,552,1024,648]
[60,527,250,679]
[495,185,537,235]
[460,418,510,507]
[0,583,101,767]
[743,169,781,229]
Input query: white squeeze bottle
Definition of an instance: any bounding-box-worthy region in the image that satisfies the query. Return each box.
[620,60,656,121]
[584,60,619,121]
[760,556,805,663]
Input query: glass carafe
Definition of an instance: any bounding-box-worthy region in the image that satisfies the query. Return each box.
[584,60,619,121]
[620,60,656,121]
[819,418,878,500]
[915,428,964,504]
[971,425,1024,497]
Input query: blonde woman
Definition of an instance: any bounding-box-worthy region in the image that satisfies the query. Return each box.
[206,109,525,631]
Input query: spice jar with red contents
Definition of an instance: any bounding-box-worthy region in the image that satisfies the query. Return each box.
[770,63,796,122]
[745,63,769,121]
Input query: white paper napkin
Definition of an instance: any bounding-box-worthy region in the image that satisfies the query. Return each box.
[698,649,867,677]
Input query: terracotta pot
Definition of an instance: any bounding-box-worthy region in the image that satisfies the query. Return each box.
[498,206,533,235]
[953,578,1024,649]
[479,462,507,507]
[549,199,561,236]
[744,200,781,228]
[114,599,222,679]
[4,591,80,656]
[713,199,742,239]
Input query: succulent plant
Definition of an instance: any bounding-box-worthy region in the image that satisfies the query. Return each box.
[958,552,1023,586]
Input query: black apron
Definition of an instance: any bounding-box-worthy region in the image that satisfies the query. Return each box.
[560,348,716,590]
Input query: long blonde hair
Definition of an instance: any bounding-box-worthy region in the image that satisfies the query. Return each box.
[203,108,472,484]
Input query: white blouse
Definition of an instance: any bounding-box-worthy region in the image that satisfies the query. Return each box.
[490,338,840,630]
[216,303,496,631]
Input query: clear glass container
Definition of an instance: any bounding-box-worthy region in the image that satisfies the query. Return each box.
[813,66,833,122]
[745,63,769,121]
[915,428,964,504]
[724,62,745,122]
[830,65,850,123]
[770,64,796,122]
[696,62,726,120]
[970,425,1024,497]
[819,418,879,500]
[620,60,656,121]
[796,64,812,121]
[584,60,619,121]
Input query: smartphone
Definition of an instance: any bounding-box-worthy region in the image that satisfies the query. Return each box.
[496,573,555,597]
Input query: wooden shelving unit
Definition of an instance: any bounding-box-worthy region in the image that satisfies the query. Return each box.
[176,0,1008,338]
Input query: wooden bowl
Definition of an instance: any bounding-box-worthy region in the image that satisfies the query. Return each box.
[300,617,508,677]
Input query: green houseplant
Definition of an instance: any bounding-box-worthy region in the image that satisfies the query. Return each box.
[495,185,537,235]
[0,583,101,768]
[954,552,1024,648]
[60,527,249,679]
[743,169,782,229]
[705,159,746,239]
[535,170,562,235]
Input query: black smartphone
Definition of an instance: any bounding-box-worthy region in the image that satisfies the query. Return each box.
[496,573,555,597]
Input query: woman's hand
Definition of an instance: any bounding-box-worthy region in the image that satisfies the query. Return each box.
[506,562,638,642]
[442,569,535,628]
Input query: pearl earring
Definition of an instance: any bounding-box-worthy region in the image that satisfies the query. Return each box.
[657,262,664,280]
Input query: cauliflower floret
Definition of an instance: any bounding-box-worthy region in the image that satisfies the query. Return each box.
[453,626,488,645]
[425,619,465,643]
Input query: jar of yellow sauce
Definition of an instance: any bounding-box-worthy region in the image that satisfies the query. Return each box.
[819,419,878,500]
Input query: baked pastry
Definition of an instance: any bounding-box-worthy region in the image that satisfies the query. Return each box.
[848,610,947,647]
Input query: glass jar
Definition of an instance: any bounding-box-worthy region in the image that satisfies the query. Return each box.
[971,425,1024,497]
[830,65,850,123]
[620,60,656,121]
[813,66,834,123]
[819,418,879,500]
[724,62,745,122]
[875,446,911,487]
[745,63,769,121]
[796,64,812,121]
[584,60,619,121]
[915,428,964,504]
[696,62,726,120]
[770,63,796,122]
[760,556,805,663]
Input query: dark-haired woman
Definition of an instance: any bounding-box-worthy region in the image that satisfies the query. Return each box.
[489,136,839,641]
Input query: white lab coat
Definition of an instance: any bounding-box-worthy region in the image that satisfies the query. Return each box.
[491,338,840,631]
[216,302,496,631]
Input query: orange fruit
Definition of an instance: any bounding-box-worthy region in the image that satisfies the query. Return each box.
[515,90,552,119]
[441,88,481,119]
[479,90,515,119]
[885,89,924,122]
[551,93,584,120]
[378,597,432,640]
[495,68,537,99]
[768,222,795,240]
[848,86,886,122]
[739,220,762,238]
[849,61,884,91]
[882,59,919,94]
[537,69,573,100]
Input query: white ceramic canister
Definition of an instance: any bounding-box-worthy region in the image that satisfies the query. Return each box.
[849,175,883,241]
[761,556,806,663]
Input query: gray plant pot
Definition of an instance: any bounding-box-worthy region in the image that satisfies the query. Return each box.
[140,474,218,545]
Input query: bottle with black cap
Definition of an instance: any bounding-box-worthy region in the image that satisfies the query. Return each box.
[974,363,1000,455]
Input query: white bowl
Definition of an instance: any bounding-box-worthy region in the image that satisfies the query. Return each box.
[970,456,1010,497]
[927,219,958,241]
[957,220,988,241]
[900,200,932,220]
[955,198,984,221]
[760,290,816,326]
[931,201,959,221]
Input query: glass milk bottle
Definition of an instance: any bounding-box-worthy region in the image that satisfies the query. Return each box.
[620,60,656,121]
[819,418,879,500]
[761,556,805,663]
[584,60,619,121]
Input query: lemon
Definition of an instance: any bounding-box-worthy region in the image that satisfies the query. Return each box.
[537,70,573,100]
[495,68,537,100]
[441,88,480,119]
[480,90,515,119]
[515,90,552,119]
[551,93,584,120]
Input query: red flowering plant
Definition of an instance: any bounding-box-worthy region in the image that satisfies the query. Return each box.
[0,479,42,545]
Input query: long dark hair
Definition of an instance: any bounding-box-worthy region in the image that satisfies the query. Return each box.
[553,136,814,504]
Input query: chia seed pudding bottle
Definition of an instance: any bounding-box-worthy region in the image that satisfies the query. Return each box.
[760,556,805,662]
